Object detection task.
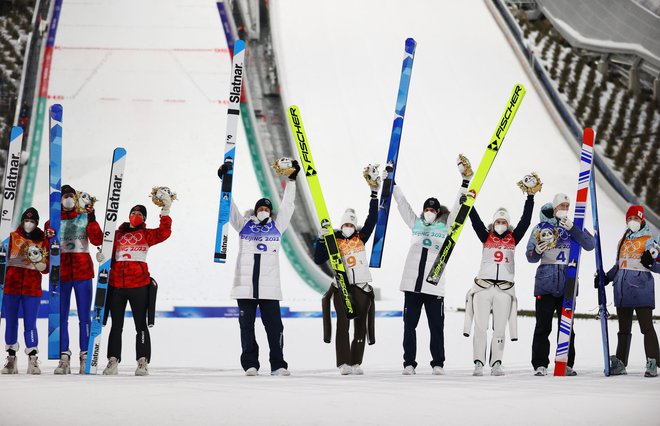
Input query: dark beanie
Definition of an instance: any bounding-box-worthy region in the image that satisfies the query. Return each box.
[130,204,147,218]
[254,198,272,212]
[22,207,39,224]
[61,185,76,196]
[423,197,440,212]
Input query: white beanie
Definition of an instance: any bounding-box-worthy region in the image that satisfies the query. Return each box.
[340,208,357,227]
[552,193,570,209]
[492,207,510,225]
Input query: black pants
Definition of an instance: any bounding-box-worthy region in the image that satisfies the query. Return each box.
[616,307,659,365]
[333,286,372,367]
[107,285,151,363]
[403,291,445,368]
[532,294,575,369]
[237,299,287,372]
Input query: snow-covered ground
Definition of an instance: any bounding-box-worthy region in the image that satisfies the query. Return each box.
[1,0,659,424]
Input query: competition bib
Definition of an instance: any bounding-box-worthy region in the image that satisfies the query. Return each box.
[618,235,652,272]
[478,232,516,281]
[541,226,571,265]
[60,214,90,253]
[115,231,149,262]
[410,219,448,252]
[337,235,371,283]
[7,232,46,270]
[239,220,282,255]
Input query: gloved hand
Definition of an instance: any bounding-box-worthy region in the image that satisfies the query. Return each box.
[535,241,549,255]
[96,249,106,264]
[45,227,56,239]
[87,209,96,223]
[641,250,655,269]
[34,262,47,272]
[289,160,301,181]
[559,217,573,231]
[160,193,172,216]
[381,162,393,182]
[217,161,233,180]
[457,154,473,179]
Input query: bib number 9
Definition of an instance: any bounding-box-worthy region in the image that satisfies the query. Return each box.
[346,255,357,268]
[493,250,509,263]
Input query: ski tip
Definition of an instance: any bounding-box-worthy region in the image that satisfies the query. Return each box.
[50,104,63,120]
[10,126,23,141]
[584,128,595,142]
[113,147,127,160]
[234,39,246,54]
[405,37,417,48]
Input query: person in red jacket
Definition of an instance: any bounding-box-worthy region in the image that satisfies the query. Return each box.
[1,208,49,375]
[102,198,172,376]
[45,185,104,374]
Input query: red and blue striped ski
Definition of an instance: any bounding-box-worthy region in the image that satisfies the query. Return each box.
[369,38,416,268]
[554,128,594,376]
[48,104,63,359]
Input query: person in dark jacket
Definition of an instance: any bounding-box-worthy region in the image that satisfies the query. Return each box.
[101,196,172,376]
[463,174,538,376]
[314,165,379,375]
[601,205,659,378]
[526,193,595,376]
[45,185,104,374]
[1,208,49,375]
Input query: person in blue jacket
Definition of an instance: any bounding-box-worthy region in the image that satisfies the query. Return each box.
[601,205,659,378]
[315,165,379,375]
[526,193,595,376]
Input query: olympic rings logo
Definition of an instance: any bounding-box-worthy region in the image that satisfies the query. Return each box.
[119,233,143,245]
[621,240,642,255]
[249,222,273,233]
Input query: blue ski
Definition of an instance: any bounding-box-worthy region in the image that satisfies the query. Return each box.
[554,128,594,376]
[590,162,610,376]
[214,39,246,263]
[84,148,126,374]
[48,104,63,359]
[0,127,23,325]
[369,38,416,268]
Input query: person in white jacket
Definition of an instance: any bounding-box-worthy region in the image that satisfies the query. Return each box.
[217,157,300,376]
[392,156,472,375]
[463,173,539,376]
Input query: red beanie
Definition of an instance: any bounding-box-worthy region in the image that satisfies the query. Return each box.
[625,205,644,222]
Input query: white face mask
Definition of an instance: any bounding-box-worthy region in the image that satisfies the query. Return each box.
[23,222,36,234]
[341,226,355,238]
[494,224,508,235]
[62,197,75,210]
[627,220,641,233]
[555,209,568,219]
[423,211,437,224]
[256,211,270,222]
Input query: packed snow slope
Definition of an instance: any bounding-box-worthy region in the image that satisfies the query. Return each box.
[270,0,657,311]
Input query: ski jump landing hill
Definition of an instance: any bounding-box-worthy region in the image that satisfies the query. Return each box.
[18,0,658,313]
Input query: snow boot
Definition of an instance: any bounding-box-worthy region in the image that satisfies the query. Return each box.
[245,367,258,376]
[339,364,352,375]
[271,368,290,376]
[644,358,657,378]
[27,355,41,375]
[103,357,119,375]
[534,366,547,376]
[79,352,88,375]
[609,356,627,375]
[1,355,17,374]
[565,366,577,376]
[54,352,71,375]
[491,361,505,376]
[473,361,484,376]
[135,357,149,376]
[402,365,416,375]
[352,364,364,375]
[432,366,445,375]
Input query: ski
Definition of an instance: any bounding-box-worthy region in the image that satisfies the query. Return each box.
[84,147,127,374]
[0,127,23,325]
[590,160,610,376]
[426,84,526,284]
[214,39,246,263]
[369,37,416,268]
[554,128,594,376]
[48,104,63,359]
[288,105,357,319]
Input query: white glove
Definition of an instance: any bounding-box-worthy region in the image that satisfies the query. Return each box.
[96,250,106,264]
[34,262,47,272]
[559,217,573,231]
[535,241,549,255]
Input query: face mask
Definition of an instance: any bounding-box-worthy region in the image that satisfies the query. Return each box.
[494,224,507,235]
[130,216,144,227]
[555,210,568,219]
[627,220,641,233]
[342,226,355,238]
[62,197,75,210]
[256,211,270,222]
[23,222,36,234]
[423,211,437,224]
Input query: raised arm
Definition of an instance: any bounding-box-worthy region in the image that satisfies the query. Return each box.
[469,206,489,244]
[275,180,296,233]
[512,195,535,244]
[392,185,418,230]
